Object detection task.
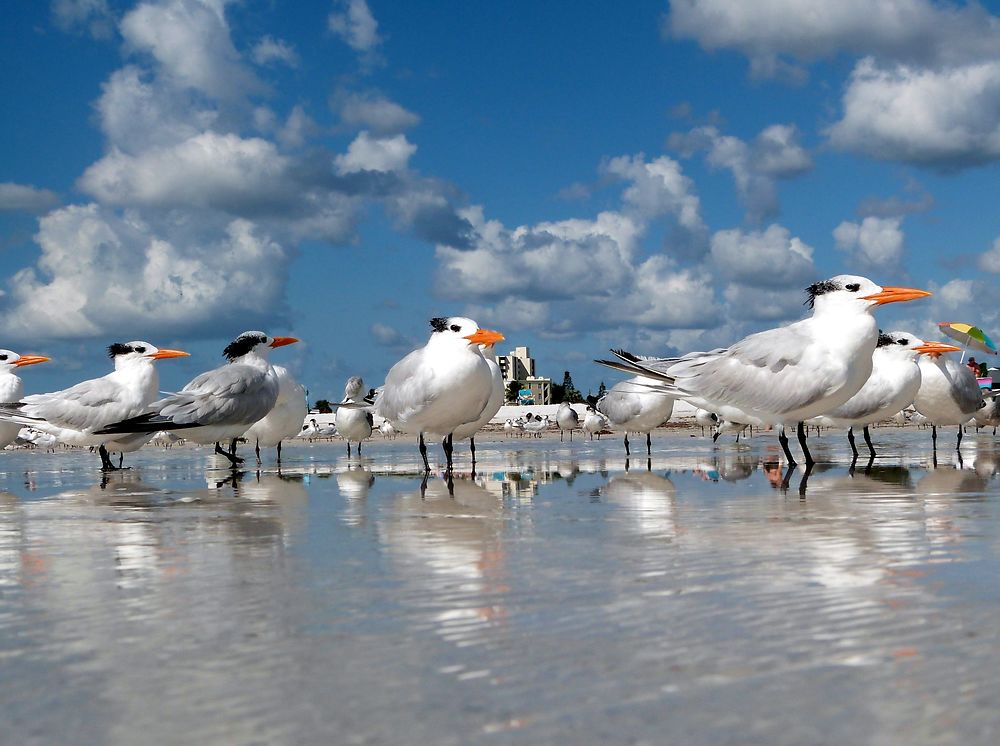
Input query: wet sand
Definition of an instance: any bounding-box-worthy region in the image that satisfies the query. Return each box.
[1,424,999,744]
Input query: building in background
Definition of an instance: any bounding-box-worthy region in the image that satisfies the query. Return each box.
[498,346,552,405]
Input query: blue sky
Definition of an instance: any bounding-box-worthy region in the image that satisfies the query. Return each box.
[3,0,1000,402]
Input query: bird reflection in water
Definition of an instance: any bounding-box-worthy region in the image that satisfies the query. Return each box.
[381,474,510,643]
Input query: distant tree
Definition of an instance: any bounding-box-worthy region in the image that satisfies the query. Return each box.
[597,381,607,398]
[314,399,333,413]
[561,370,583,403]
[506,381,521,404]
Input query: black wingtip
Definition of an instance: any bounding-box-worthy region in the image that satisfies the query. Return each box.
[610,348,641,363]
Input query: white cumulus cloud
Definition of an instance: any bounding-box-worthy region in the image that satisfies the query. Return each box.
[335,132,417,174]
[833,216,904,268]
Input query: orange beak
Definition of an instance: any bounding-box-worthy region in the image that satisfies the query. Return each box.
[465,329,505,346]
[270,336,299,348]
[13,355,50,368]
[914,342,963,355]
[150,349,190,360]
[862,286,932,305]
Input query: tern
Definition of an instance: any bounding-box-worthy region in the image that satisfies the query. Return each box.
[0,350,50,448]
[594,376,674,456]
[0,342,188,470]
[95,331,298,467]
[449,343,504,466]
[376,317,504,472]
[335,376,374,457]
[243,364,308,465]
[913,343,985,452]
[693,408,718,436]
[556,402,580,441]
[810,332,960,459]
[523,413,551,437]
[582,405,609,440]
[597,275,930,468]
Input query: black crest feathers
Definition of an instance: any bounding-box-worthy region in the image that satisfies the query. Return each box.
[804,279,840,309]
[429,317,449,333]
[107,343,134,359]
[876,331,893,347]
[223,331,268,361]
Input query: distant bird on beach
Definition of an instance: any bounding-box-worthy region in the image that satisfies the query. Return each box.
[335,375,374,457]
[556,402,580,441]
[594,376,674,456]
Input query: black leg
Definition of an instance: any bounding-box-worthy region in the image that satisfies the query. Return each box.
[470,436,477,468]
[276,441,282,465]
[646,432,652,456]
[118,452,123,469]
[778,427,796,466]
[255,438,262,466]
[712,430,721,443]
[931,425,937,451]
[956,426,963,450]
[214,441,243,467]
[98,444,118,472]
[359,441,363,454]
[847,427,859,458]
[624,433,630,456]
[862,425,876,458]
[419,433,430,472]
[797,421,814,468]
[443,433,454,472]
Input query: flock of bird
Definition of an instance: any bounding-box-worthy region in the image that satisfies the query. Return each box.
[0,274,992,474]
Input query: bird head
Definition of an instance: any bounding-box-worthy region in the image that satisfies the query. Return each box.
[0,349,50,373]
[429,316,504,348]
[223,331,298,362]
[108,341,189,368]
[805,275,930,315]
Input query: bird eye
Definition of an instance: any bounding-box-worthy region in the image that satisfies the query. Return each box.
[0,355,8,361]
[135,346,146,353]
[846,283,860,292]
[450,324,461,332]
[898,338,909,345]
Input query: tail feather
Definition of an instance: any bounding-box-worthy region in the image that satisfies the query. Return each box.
[95,413,203,436]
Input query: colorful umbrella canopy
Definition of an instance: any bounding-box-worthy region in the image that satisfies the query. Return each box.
[937,322,998,355]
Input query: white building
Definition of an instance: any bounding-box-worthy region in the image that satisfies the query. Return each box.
[498,346,552,405]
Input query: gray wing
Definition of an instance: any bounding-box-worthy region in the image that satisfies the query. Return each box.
[948,361,986,415]
[157,363,277,425]
[376,349,436,423]
[597,383,643,426]
[20,376,136,432]
[666,324,835,415]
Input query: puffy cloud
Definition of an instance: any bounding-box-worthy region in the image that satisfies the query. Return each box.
[709,224,816,288]
[121,0,264,102]
[666,0,1000,78]
[669,124,811,222]
[666,1,1000,169]
[334,90,421,135]
[96,65,217,154]
[335,132,417,174]
[827,58,1000,168]
[435,206,642,302]
[977,237,1000,273]
[0,183,59,213]
[605,258,721,330]
[252,36,299,68]
[833,216,904,268]
[463,298,550,331]
[1,204,288,340]
[52,0,115,39]
[328,0,382,53]
[79,132,293,211]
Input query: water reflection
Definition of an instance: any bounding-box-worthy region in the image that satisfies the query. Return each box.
[601,470,676,540]
[378,475,509,647]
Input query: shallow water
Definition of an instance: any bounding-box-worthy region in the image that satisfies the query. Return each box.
[2,427,1000,745]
